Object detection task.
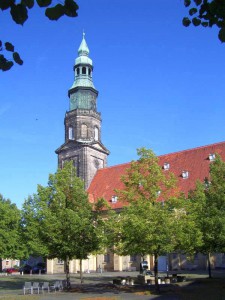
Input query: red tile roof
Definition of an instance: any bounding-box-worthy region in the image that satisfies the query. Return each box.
[88,141,225,209]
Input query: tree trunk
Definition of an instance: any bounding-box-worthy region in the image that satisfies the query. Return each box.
[80,259,83,283]
[65,258,71,290]
[154,253,160,293]
[207,252,212,278]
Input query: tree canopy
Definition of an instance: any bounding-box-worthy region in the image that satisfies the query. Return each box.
[109,148,202,290]
[188,154,225,277]
[0,194,26,268]
[21,161,101,286]
[0,0,79,71]
[183,0,225,42]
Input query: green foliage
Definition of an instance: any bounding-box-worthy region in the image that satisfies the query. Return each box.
[22,161,102,284]
[110,148,202,287]
[117,148,177,204]
[0,41,23,71]
[0,194,26,260]
[0,0,79,71]
[188,154,225,277]
[183,0,225,42]
[107,148,204,288]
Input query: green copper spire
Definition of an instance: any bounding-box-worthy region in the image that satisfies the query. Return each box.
[70,32,95,90]
[69,33,98,111]
[78,32,89,56]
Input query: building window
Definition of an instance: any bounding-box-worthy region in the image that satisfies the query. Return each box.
[82,67,86,74]
[182,171,189,179]
[163,163,170,170]
[111,196,118,203]
[104,254,110,263]
[68,127,74,140]
[209,153,216,161]
[81,124,88,138]
[94,126,99,141]
[76,68,80,75]
[57,259,64,265]
[130,255,137,262]
[88,68,91,76]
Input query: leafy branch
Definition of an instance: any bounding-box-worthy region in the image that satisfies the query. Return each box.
[0,0,79,71]
[183,0,225,42]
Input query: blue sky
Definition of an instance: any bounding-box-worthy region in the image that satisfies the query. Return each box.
[1,0,225,208]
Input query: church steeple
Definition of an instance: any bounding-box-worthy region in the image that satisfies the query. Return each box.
[69,33,97,111]
[56,33,109,189]
[78,32,89,56]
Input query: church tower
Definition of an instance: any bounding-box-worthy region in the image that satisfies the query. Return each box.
[56,33,109,189]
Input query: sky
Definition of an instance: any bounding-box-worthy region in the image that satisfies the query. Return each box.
[1,0,225,208]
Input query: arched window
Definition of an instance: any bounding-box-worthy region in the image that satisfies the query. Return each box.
[81,124,88,138]
[88,68,91,76]
[76,68,80,75]
[94,126,99,141]
[82,67,86,74]
[68,127,74,140]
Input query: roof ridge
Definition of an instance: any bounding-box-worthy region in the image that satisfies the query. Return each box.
[158,140,225,158]
[99,141,225,171]
[101,161,131,170]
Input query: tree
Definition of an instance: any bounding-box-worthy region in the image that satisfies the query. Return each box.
[183,0,225,42]
[21,161,101,286]
[188,154,225,277]
[0,194,26,271]
[108,148,203,292]
[0,0,79,71]
[110,149,175,291]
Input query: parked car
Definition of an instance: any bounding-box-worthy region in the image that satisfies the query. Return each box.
[6,268,19,274]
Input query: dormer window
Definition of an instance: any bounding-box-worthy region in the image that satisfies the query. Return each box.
[111,196,118,203]
[163,163,170,170]
[68,127,74,140]
[182,171,189,179]
[209,153,215,161]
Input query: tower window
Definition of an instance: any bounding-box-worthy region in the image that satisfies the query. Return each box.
[94,126,99,141]
[82,67,86,74]
[76,68,80,75]
[68,127,74,140]
[88,68,91,76]
[81,124,88,138]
